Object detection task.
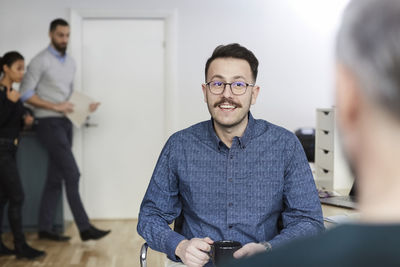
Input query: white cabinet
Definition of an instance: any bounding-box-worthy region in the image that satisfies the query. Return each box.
[315,108,353,191]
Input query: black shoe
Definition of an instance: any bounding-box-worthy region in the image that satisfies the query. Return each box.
[0,241,14,256]
[38,231,71,242]
[15,242,45,260]
[80,225,111,241]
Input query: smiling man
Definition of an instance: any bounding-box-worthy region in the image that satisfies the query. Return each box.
[137,43,324,267]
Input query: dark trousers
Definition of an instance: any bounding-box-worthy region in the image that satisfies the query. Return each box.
[0,141,26,246]
[36,118,90,232]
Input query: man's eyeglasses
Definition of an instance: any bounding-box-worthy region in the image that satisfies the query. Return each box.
[205,81,255,96]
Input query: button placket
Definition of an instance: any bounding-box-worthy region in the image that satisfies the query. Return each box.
[226,148,235,229]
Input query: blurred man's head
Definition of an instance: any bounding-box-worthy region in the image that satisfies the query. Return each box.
[49,18,70,54]
[336,0,400,178]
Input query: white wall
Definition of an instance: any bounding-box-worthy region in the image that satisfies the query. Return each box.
[0,0,349,220]
[0,0,348,132]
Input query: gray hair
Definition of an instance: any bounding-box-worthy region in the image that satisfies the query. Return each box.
[337,0,400,119]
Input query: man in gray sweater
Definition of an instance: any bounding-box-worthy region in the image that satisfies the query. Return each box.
[20,18,110,242]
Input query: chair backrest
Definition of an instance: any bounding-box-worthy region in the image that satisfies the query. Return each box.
[173,212,184,233]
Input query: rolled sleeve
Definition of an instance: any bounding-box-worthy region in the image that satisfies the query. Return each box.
[20,89,35,102]
[20,56,47,97]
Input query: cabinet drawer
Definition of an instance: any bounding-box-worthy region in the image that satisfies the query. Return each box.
[315,165,333,190]
[316,129,334,151]
[317,110,334,131]
[316,165,333,178]
[316,148,334,171]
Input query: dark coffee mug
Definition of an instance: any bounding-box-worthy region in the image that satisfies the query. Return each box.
[210,240,242,267]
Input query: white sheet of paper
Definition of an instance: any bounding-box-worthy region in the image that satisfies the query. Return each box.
[66,91,95,128]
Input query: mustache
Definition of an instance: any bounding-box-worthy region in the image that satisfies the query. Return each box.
[213,97,242,108]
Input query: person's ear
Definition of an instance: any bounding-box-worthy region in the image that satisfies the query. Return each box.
[250,85,260,105]
[202,83,207,103]
[3,64,9,74]
[336,63,362,134]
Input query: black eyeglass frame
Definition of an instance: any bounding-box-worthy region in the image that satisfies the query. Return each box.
[205,81,255,96]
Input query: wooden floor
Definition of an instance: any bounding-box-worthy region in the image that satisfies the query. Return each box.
[0,219,166,267]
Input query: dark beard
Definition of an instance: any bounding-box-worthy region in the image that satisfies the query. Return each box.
[52,41,67,54]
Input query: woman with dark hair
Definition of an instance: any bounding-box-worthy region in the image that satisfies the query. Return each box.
[0,51,45,260]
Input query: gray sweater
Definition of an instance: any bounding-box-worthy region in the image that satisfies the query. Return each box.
[20,47,76,118]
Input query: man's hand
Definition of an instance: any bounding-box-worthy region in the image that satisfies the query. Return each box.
[175,237,214,267]
[54,101,74,113]
[23,114,34,128]
[6,87,20,103]
[233,242,267,259]
[89,102,100,113]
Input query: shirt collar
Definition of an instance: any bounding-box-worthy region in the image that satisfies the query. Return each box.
[207,112,255,150]
[238,112,255,148]
[48,45,67,63]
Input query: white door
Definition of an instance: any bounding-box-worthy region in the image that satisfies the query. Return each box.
[81,19,165,218]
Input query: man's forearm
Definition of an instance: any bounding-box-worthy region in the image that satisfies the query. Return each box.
[137,214,187,262]
[268,218,324,248]
[26,94,74,113]
[25,94,57,111]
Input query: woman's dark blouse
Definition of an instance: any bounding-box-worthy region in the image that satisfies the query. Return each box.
[0,85,25,139]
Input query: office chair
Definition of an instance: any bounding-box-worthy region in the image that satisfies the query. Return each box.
[295,128,315,162]
[140,213,184,267]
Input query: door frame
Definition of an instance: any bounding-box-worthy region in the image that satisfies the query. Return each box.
[68,9,178,218]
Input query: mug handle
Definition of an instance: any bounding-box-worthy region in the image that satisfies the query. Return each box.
[207,244,214,258]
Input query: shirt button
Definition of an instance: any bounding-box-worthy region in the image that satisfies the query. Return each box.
[228,202,233,207]
[230,155,233,159]
[228,178,233,182]
[228,225,233,229]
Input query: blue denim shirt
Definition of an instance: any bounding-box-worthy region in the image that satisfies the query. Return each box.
[137,113,324,265]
